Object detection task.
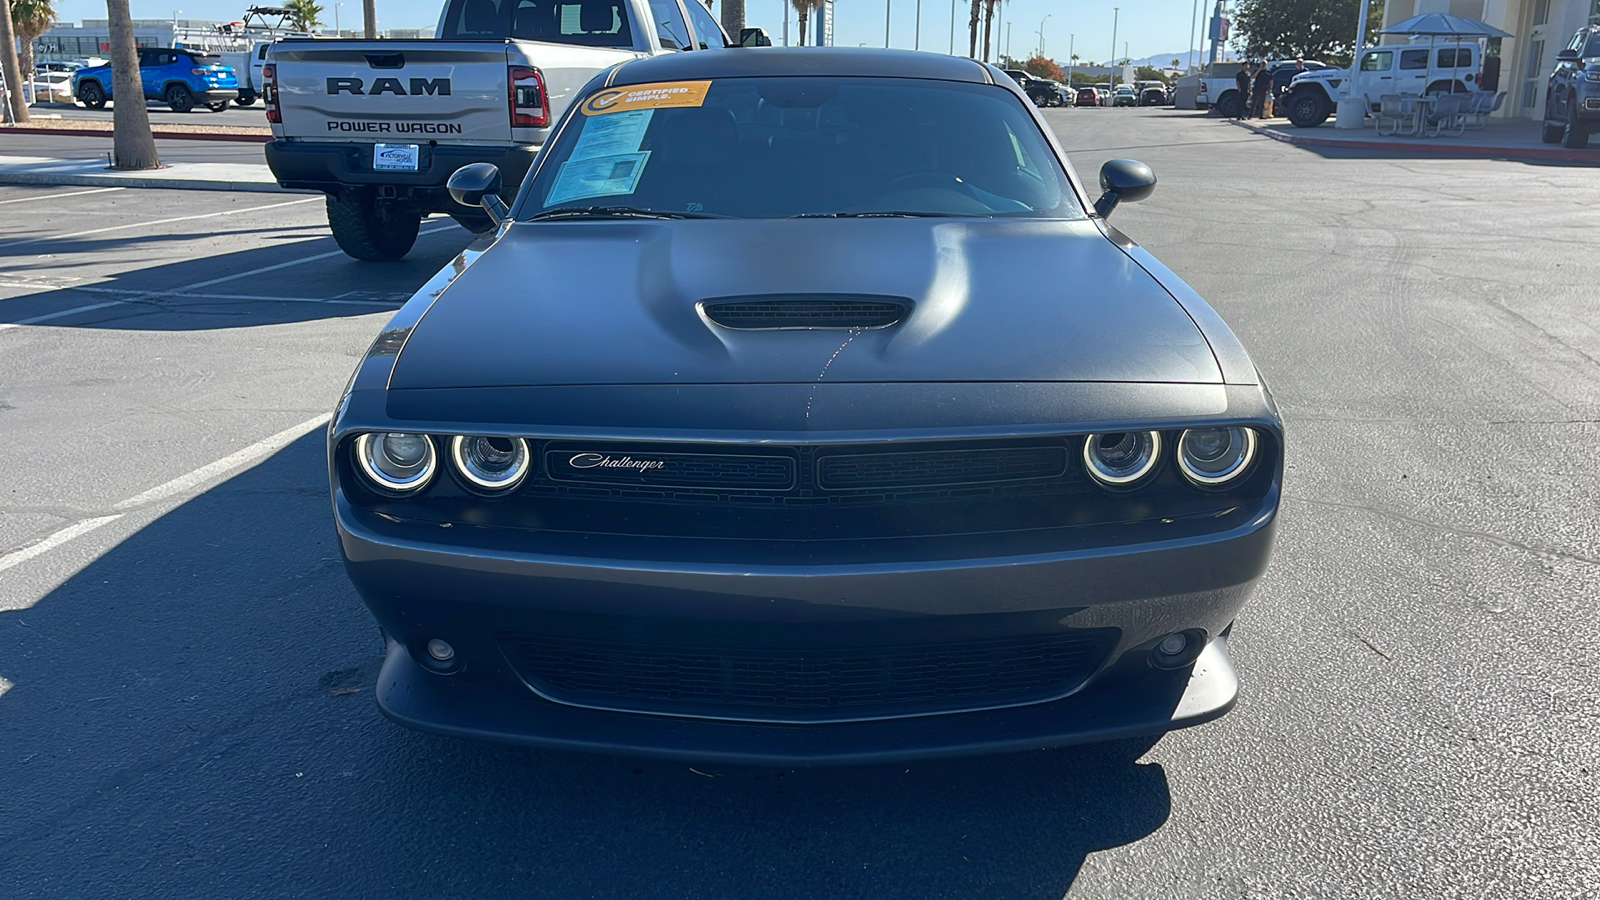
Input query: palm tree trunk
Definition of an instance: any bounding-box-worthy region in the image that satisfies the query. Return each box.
[719,0,742,47]
[363,0,376,38]
[106,0,159,169]
[795,5,807,45]
[981,0,993,63]
[966,0,979,58]
[0,0,29,122]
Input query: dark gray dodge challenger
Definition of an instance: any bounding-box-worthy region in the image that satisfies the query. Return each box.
[329,48,1282,765]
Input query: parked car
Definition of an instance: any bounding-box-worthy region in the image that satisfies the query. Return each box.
[71,47,240,112]
[1139,86,1167,106]
[1075,85,1100,107]
[1112,85,1137,107]
[337,49,1282,764]
[1282,44,1485,128]
[1003,69,1063,107]
[28,71,75,103]
[1542,25,1600,148]
[266,0,724,259]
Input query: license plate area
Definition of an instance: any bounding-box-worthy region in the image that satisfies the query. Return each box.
[372,143,420,171]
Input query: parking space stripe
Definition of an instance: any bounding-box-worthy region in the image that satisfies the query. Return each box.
[113,414,331,511]
[0,300,127,332]
[0,197,319,250]
[0,515,122,574]
[0,187,125,205]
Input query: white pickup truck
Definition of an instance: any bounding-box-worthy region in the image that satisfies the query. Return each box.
[264,0,733,259]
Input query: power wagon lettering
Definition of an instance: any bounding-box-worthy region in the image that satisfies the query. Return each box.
[326,77,452,96]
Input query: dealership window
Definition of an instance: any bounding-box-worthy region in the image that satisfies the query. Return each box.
[1522,38,1545,108]
[1533,0,1550,26]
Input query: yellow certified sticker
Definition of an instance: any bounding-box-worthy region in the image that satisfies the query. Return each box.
[581,80,712,115]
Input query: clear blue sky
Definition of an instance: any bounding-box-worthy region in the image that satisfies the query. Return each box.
[61,0,1218,67]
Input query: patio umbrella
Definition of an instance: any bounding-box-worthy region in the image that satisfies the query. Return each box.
[1378,12,1511,39]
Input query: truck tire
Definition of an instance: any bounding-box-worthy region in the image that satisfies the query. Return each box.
[235,90,257,106]
[1542,115,1564,143]
[1285,91,1329,128]
[1215,90,1243,118]
[206,102,229,112]
[166,83,194,113]
[78,80,107,109]
[327,194,421,261]
[1563,102,1589,149]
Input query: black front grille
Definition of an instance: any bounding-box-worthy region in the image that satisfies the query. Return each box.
[817,446,1067,489]
[702,296,909,329]
[546,445,797,490]
[500,630,1114,722]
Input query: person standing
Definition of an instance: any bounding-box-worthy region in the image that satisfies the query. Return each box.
[1251,61,1273,119]
[1233,62,1251,119]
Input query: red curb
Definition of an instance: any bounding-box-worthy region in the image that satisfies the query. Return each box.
[0,125,271,143]
[1228,118,1599,164]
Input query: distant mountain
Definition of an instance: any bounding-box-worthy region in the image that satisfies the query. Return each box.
[1090,50,1208,70]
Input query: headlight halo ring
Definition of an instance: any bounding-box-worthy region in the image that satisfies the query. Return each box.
[1177,426,1259,487]
[354,431,438,494]
[1082,430,1163,487]
[449,434,532,492]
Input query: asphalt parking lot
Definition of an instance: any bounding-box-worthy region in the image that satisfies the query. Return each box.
[2,110,1596,898]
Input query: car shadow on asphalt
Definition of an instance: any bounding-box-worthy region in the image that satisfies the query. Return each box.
[0,433,1172,898]
[0,221,476,330]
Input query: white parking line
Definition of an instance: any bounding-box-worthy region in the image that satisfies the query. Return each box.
[0,197,320,251]
[0,516,122,574]
[0,187,125,205]
[0,301,127,332]
[1,414,332,577]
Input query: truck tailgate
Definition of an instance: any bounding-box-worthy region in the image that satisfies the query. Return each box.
[272,41,513,143]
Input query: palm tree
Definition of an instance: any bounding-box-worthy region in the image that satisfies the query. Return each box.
[286,0,324,31]
[980,0,995,62]
[965,0,978,57]
[10,0,55,104]
[791,0,821,46]
[106,0,158,168]
[362,0,375,37]
[720,0,743,47]
[0,0,27,122]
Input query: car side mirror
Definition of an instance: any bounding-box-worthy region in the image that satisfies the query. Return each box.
[447,163,510,226]
[1556,48,1581,62]
[1094,158,1156,219]
[740,27,772,47]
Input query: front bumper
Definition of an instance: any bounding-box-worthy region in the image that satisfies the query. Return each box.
[264,140,539,208]
[336,488,1276,763]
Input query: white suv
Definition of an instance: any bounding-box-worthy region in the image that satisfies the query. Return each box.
[1281,42,1486,127]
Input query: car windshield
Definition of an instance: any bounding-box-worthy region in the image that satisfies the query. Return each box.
[1586,34,1600,57]
[520,76,1083,220]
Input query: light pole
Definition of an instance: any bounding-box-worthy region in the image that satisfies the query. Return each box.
[949,0,955,54]
[885,0,891,47]
[1067,33,1074,88]
[1109,7,1119,87]
[914,0,921,50]
[1005,22,1011,61]
[1037,13,1049,58]
[334,3,342,34]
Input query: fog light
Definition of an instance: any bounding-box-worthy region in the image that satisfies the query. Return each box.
[426,638,455,662]
[1150,629,1206,669]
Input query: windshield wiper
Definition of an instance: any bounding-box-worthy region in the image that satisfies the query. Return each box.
[793,211,976,218]
[527,206,726,221]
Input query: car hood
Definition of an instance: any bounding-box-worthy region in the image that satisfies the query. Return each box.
[388,218,1221,390]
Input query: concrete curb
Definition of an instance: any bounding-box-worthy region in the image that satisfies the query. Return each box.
[0,124,272,143]
[0,168,304,193]
[1229,118,1600,164]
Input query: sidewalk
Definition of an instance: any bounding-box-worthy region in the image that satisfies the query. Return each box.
[1232,116,1600,164]
[0,154,297,193]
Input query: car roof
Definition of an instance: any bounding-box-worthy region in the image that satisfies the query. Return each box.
[608,48,993,86]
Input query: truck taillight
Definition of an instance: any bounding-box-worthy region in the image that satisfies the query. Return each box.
[509,66,548,128]
[263,63,280,124]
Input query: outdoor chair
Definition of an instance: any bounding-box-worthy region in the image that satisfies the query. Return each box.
[1374,93,1419,136]
[1462,91,1505,129]
[1423,94,1467,138]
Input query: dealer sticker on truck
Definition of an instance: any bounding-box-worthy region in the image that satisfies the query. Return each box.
[373,143,420,171]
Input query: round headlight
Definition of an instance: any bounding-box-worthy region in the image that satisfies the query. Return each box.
[354,432,436,494]
[1082,431,1162,486]
[450,435,531,492]
[1177,427,1258,486]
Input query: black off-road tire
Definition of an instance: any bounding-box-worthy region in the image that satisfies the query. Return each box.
[1285,91,1330,128]
[206,101,229,112]
[78,81,106,109]
[326,194,422,261]
[1563,102,1589,149]
[1215,90,1244,118]
[1542,117,1565,143]
[165,83,194,113]
[235,90,257,106]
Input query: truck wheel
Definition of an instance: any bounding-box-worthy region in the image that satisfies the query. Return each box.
[78,81,106,109]
[327,194,421,261]
[1563,103,1589,149]
[235,90,257,106]
[206,102,229,112]
[1215,90,1243,118]
[165,83,194,113]
[1285,92,1329,128]
[1542,116,1564,143]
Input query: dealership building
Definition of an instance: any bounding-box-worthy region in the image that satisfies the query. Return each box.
[1381,0,1600,119]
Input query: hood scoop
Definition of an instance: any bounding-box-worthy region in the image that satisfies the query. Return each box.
[701,296,910,330]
